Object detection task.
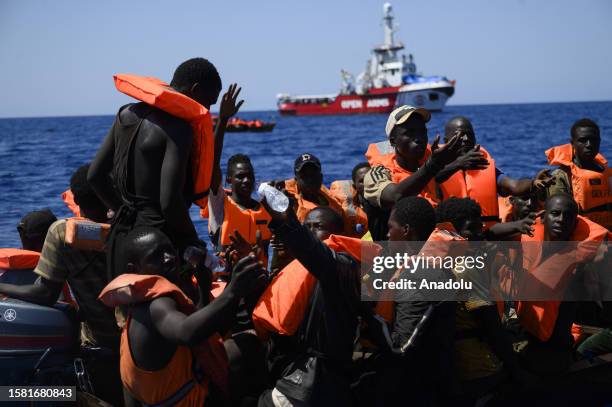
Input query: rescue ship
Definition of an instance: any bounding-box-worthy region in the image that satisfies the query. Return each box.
[277,3,455,116]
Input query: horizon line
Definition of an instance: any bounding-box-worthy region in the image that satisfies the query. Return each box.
[1,98,611,120]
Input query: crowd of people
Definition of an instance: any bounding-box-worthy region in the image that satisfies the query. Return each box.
[0,57,611,406]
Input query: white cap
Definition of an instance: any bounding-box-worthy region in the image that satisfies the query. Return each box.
[385,105,431,138]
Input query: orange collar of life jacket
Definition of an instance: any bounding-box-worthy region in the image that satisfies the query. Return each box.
[114,74,214,209]
[546,143,608,168]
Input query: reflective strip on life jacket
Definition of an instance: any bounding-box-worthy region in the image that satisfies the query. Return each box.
[516,216,609,341]
[365,140,395,167]
[114,74,214,209]
[252,235,381,336]
[64,218,110,252]
[329,180,369,237]
[61,189,81,217]
[546,143,612,230]
[0,248,40,269]
[438,146,500,226]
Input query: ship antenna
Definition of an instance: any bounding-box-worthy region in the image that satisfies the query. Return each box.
[383,3,396,48]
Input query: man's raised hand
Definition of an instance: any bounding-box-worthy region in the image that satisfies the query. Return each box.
[219,83,244,121]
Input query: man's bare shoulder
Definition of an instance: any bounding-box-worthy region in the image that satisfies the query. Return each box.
[121,103,192,146]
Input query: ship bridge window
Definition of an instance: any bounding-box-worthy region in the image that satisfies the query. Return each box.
[429,93,439,101]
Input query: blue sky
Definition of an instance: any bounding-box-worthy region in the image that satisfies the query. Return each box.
[1,0,611,118]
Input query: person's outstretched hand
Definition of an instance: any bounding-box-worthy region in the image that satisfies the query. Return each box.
[226,253,265,298]
[219,83,244,121]
[455,145,489,171]
[531,169,555,192]
[430,134,462,167]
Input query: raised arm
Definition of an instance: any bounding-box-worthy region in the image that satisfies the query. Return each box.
[210,84,243,192]
[150,255,264,346]
[378,135,462,208]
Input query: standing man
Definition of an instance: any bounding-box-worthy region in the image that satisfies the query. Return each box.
[88,58,243,278]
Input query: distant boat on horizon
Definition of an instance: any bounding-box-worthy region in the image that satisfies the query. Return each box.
[276,2,455,116]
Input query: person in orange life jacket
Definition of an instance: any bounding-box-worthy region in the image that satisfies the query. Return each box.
[435,197,532,401]
[516,193,592,375]
[546,118,611,230]
[362,105,462,240]
[285,152,345,221]
[16,209,57,253]
[113,226,265,406]
[372,196,457,406]
[330,162,371,237]
[257,204,366,407]
[435,116,554,225]
[0,165,124,406]
[207,154,271,258]
[88,58,243,280]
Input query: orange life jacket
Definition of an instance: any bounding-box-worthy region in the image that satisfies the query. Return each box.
[546,143,612,230]
[252,235,381,337]
[375,152,439,206]
[374,223,466,323]
[329,180,369,237]
[219,197,272,246]
[0,248,76,307]
[283,178,346,223]
[365,140,396,167]
[64,217,111,252]
[114,74,214,209]
[438,147,500,227]
[61,189,81,217]
[516,216,609,341]
[98,274,228,403]
[0,248,40,269]
[365,140,432,169]
[498,196,514,223]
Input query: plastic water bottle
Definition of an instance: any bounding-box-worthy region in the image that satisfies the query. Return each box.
[183,246,223,273]
[258,183,289,212]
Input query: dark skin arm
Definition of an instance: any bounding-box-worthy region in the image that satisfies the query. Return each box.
[497,169,554,197]
[158,122,199,244]
[150,255,264,346]
[380,134,462,208]
[0,277,63,306]
[211,84,244,192]
[435,144,490,184]
[487,211,542,240]
[88,126,122,212]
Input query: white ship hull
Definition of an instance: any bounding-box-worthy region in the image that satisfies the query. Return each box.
[395,80,455,111]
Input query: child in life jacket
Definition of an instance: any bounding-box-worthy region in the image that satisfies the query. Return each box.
[99,226,265,406]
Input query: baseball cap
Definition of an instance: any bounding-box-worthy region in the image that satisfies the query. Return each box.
[17,209,57,236]
[385,105,431,138]
[294,153,321,172]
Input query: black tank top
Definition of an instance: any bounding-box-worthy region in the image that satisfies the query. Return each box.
[110,103,165,230]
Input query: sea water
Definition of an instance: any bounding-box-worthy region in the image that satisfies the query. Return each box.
[1,101,610,248]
